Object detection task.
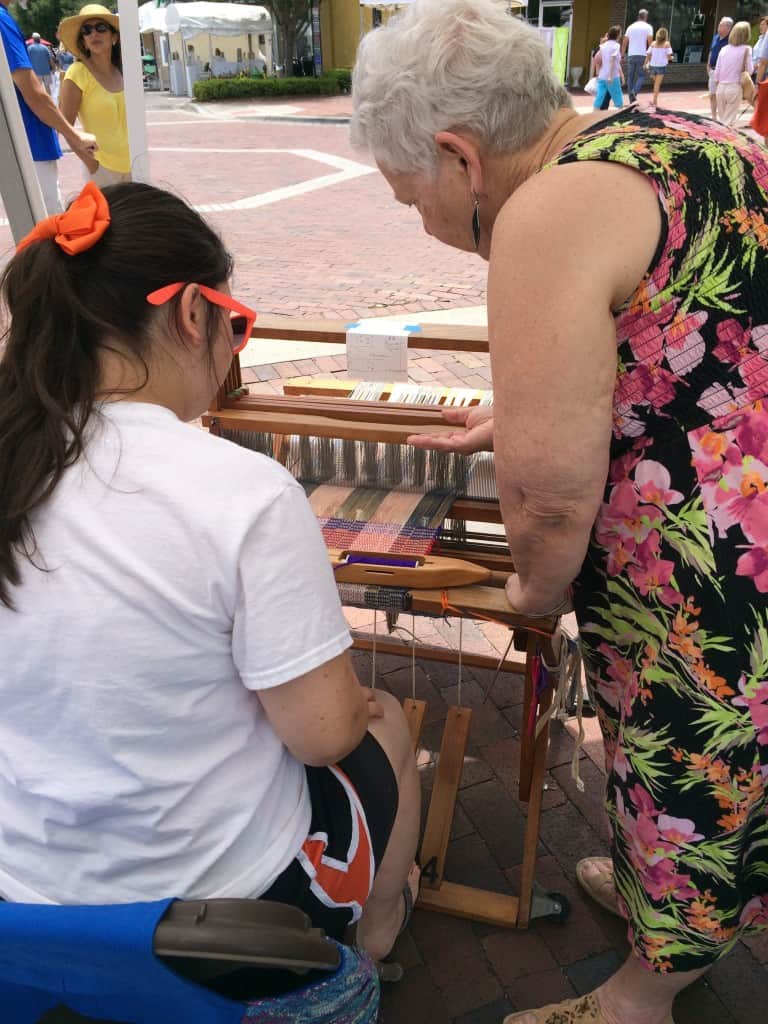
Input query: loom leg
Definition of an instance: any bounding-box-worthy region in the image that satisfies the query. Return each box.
[517,683,553,929]
[518,630,539,803]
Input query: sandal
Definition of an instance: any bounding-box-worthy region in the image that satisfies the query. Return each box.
[575,857,621,917]
[503,994,675,1023]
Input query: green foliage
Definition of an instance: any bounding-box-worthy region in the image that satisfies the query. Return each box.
[10,0,115,46]
[325,67,351,93]
[193,73,340,101]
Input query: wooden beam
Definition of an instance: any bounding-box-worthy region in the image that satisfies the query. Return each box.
[249,316,489,353]
[403,698,427,752]
[351,636,526,676]
[420,706,472,891]
[417,881,520,928]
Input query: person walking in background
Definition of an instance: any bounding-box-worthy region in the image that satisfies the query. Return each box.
[26,31,55,94]
[58,4,130,186]
[589,34,611,110]
[622,9,653,102]
[644,27,674,110]
[708,16,734,120]
[0,0,96,214]
[714,20,753,126]
[593,26,624,111]
[754,15,768,84]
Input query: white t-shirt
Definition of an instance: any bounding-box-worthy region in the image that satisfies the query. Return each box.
[647,43,673,68]
[598,40,622,80]
[0,402,351,905]
[625,20,654,56]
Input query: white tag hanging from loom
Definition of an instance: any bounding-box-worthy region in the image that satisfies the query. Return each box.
[346,324,409,383]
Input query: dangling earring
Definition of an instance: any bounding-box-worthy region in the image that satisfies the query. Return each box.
[471,193,481,251]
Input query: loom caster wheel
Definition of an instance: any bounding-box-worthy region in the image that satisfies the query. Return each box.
[529,884,571,923]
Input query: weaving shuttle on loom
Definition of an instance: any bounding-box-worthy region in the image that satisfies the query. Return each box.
[203,318,570,931]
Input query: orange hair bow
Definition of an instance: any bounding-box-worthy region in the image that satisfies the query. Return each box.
[16,181,111,256]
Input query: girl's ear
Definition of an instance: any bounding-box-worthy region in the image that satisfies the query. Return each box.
[177,284,207,349]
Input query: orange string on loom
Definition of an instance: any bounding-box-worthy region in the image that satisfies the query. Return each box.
[16,181,110,256]
[438,590,556,639]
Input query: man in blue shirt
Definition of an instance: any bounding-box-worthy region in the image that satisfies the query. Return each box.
[0,0,95,214]
[707,16,733,120]
[26,31,54,94]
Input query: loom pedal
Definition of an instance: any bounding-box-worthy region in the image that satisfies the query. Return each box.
[418,706,472,893]
[402,698,427,753]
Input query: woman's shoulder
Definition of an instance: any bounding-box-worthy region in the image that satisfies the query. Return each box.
[65,60,91,85]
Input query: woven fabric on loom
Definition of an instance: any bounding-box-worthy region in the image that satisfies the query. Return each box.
[303,483,456,556]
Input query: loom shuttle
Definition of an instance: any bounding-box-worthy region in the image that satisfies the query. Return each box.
[329,550,491,588]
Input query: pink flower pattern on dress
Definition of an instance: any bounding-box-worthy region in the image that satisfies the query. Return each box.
[558,108,768,973]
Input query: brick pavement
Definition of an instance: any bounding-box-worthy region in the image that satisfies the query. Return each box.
[2,84,766,1023]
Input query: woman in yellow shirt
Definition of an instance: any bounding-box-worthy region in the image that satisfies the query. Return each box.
[58,4,129,185]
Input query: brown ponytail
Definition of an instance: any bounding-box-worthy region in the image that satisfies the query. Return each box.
[0,182,233,608]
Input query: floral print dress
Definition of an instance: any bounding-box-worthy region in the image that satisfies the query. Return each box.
[550,109,768,972]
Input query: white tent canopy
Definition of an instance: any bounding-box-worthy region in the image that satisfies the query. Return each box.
[138,2,271,39]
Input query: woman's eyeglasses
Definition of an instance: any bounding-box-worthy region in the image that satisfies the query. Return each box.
[80,23,112,37]
[146,283,258,355]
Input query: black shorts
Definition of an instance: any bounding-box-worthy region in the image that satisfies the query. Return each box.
[260,732,399,941]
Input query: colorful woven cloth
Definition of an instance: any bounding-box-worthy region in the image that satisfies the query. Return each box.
[304,483,456,556]
[241,944,379,1023]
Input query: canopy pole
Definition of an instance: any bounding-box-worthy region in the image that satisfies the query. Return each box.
[0,27,46,241]
[118,0,150,182]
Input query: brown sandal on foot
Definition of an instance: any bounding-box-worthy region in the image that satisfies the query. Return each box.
[503,994,676,1023]
[575,857,621,917]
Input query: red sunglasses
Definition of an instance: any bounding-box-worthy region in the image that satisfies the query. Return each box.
[146,282,257,355]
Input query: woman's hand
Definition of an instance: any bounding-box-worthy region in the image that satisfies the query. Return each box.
[407,405,494,454]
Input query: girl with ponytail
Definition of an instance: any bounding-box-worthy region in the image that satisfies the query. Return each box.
[0,182,419,966]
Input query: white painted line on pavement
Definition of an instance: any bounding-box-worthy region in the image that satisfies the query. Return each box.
[1,148,376,227]
[150,146,377,212]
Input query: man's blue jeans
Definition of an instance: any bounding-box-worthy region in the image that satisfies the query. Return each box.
[626,55,646,98]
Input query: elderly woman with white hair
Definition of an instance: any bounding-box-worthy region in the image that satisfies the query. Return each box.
[351,1,768,1022]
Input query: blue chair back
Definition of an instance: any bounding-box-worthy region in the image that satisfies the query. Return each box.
[0,899,379,1024]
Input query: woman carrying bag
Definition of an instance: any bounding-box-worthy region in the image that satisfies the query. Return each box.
[714,20,754,125]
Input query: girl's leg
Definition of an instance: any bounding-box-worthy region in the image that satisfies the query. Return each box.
[355,689,421,960]
[593,79,608,110]
[608,76,624,108]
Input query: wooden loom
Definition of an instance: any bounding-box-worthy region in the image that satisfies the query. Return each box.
[203,318,569,930]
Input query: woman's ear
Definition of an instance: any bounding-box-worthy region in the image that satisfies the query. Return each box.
[177,284,207,349]
[434,131,483,194]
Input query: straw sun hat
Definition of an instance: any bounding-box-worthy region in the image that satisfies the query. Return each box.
[58,4,119,57]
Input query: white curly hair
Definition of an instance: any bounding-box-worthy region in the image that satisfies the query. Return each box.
[350,0,571,176]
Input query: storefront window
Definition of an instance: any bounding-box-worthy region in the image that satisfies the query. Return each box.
[643,3,707,63]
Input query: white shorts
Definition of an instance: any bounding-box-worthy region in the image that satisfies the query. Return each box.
[708,70,718,95]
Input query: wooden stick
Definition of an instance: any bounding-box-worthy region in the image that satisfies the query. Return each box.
[204,408,457,444]
[403,698,427,752]
[248,316,489,352]
[517,682,553,929]
[351,636,526,676]
[419,706,472,891]
[417,881,520,927]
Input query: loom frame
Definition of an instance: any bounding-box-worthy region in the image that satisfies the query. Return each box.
[204,320,568,931]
